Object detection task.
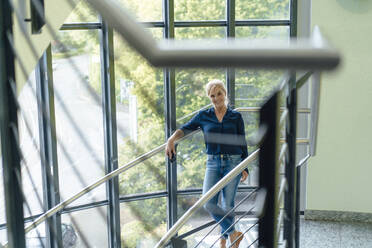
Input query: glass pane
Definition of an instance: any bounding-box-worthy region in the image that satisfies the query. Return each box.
[116,0,163,22]
[235,69,284,175]
[64,0,99,23]
[119,153,166,195]
[52,30,106,206]
[18,70,44,218]
[175,27,226,40]
[114,30,166,195]
[177,132,206,190]
[25,225,46,248]
[177,194,214,246]
[235,70,284,108]
[236,0,290,20]
[236,26,290,40]
[61,206,108,247]
[236,25,289,153]
[148,28,164,40]
[240,112,259,187]
[235,27,288,106]
[120,198,167,247]
[177,194,206,220]
[175,0,226,21]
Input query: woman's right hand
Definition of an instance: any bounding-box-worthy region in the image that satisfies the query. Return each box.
[166,139,176,159]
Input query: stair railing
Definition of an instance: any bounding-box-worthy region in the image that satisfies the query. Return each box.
[17,106,262,236]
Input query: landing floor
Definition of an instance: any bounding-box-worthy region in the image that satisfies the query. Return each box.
[300,218,372,248]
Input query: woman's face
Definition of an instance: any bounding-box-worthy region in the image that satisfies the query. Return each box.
[209,86,226,108]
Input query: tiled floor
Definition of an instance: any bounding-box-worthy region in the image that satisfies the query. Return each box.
[300,218,372,248]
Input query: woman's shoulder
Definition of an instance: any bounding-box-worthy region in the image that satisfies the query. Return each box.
[190,108,212,120]
[228,108,243,118]
[199,107,214,115]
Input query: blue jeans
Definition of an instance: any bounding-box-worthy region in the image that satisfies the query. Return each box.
[203,154,242,239]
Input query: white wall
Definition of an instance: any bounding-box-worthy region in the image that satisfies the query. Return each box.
[13,0,77,85]
[307,0,372,213]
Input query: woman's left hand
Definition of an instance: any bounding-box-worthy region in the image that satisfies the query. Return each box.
[241,170,249,182]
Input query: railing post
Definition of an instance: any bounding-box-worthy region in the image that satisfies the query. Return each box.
[0,0,26,247]
[226,0,236,109]
[36,45,63,248]
[289,0,299,245]
[295,163,301,248]
[164,0,178,233]
[100,19,122,248]
[258,92,280,248]
[284,74,298,248]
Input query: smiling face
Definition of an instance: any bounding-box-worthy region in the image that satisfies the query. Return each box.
[208,86,226,109]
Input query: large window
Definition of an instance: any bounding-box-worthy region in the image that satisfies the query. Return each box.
[1,0,294,246]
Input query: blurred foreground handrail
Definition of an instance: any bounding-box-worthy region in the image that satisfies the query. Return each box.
[154,149,260,248]
[86,0,340,70]
[22,126,199,234]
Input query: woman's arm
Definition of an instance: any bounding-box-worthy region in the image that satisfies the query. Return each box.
[165,129,185,159]
[167,111,202,159]
[237,114,249,160]
[237,113,249,181]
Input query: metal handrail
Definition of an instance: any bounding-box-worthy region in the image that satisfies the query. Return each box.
[20,107,258,234]
[297,154,311,168]
[310,72,321,156]
[86,0,340,70]
[278,178,288,206]
[154,149,260,248]
[276,209,285,238]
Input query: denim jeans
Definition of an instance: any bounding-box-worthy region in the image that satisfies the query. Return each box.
[203,154,242,239]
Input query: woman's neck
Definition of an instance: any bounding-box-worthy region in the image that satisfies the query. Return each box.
[214,105,227,114]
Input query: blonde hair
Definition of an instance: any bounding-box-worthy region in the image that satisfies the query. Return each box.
[205,79,229,105]
[205,79,227,97]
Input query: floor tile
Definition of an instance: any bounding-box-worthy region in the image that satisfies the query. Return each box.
[300,219,341,248]
[340,222,372,248]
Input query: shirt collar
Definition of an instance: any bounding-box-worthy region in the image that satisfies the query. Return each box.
[208,106,232,116]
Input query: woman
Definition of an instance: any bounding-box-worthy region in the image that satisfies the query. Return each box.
[166,79,249,248]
